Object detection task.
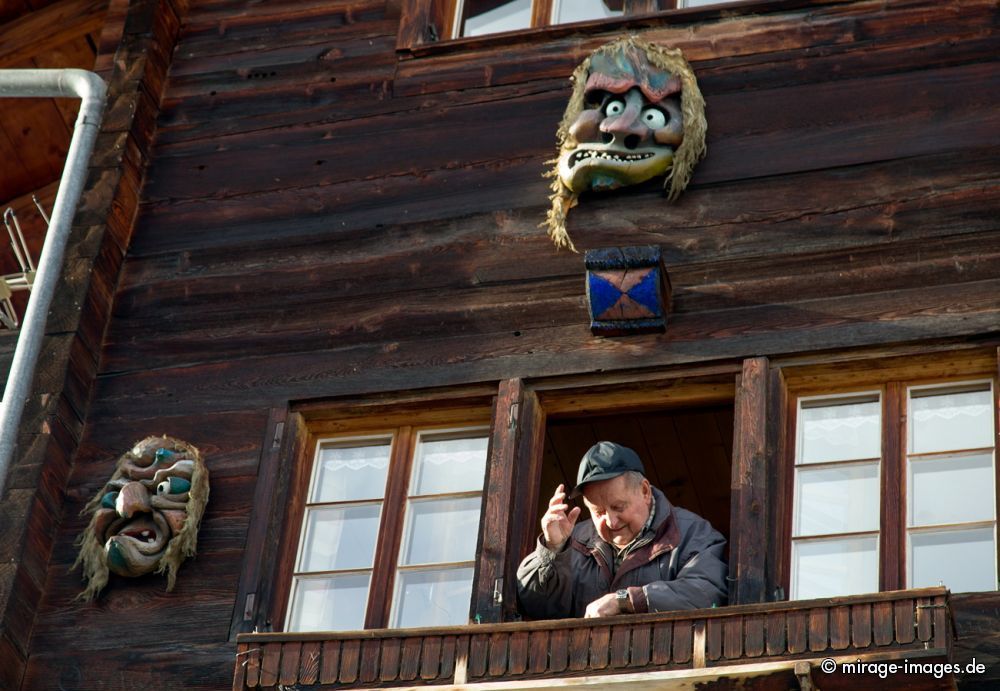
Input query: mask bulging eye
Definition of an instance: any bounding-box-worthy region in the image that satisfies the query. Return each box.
[157,477,192,496]
[604,99,625,117]
[641,107,666,129]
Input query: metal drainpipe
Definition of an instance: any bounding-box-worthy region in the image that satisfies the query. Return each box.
[0,69,107,498]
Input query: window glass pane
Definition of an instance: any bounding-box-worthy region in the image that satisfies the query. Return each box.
[460,0,531,37]
[799,398,880,463]
[392,567,475,628]
[288,573,370,632]
[313,441,390,502]
[400,497,482,565]
[411,435,488,495]
[299,504,381,572]
[909,386,993,454]
[910,527,997,593]
[909,453,995,527]
[791,536,878,600]
[794,463,880,536]
[552,0,623,24]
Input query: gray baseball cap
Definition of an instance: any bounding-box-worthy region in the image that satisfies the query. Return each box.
[571,441,645,497]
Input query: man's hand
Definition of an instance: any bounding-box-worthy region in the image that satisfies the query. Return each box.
[541,483,581,552]
[584,593,621,618]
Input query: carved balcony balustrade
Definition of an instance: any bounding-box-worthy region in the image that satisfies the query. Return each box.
[234,587,953,690]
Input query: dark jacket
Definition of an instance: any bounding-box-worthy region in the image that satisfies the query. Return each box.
[516,487,728,618]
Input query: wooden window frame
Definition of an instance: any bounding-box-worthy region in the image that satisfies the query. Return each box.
[233,386,496,637]
[394,0,762,52]
[234,357,789,638]
[778,347,1000,598]
[284,425,491,631]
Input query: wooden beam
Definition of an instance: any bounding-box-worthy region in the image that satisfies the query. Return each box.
[0,0,108,68]
[472,378,536,623]
[504,386,546,621]
[730,357,770,605]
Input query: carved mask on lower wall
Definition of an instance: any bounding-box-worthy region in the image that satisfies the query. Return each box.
[74,436,209,600]
[545,37,707,251]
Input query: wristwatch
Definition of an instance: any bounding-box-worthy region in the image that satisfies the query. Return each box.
[616,588,630,613]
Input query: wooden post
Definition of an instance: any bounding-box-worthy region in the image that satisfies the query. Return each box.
[730,357,770,604]
[471,379,545,623]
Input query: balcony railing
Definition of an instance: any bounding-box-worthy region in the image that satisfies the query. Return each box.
[234,587,951,690]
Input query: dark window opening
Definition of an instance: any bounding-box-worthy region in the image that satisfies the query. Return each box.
[536,404,734,544]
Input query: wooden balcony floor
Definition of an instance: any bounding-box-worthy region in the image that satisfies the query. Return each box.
[234,587,953,690]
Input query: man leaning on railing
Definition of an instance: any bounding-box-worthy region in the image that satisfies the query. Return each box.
[516,441,728,619]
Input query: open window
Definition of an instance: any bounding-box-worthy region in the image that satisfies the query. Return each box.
[536,405,734,547]
[239,361,777,636]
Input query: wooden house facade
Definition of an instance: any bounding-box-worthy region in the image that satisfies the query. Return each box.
[0,0,998,689]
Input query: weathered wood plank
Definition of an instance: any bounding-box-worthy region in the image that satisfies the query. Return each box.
[549,628,569,674]
[486,632,507,678]
[475,379,522,623]
[723,616,743,660]
[744,614,765,658]
[706,617,722,661]
[765,611,786,656]
[650,620,672,665]
[895,600,915,645]
[399,637,422,681]
[89,276,1000,420]
[319,640,340,684]
[528,630,550,674]
[590,626,610,670]
[731,357,769,604]
[568,627,590,671]
[259,643,280,686]
[245,644,260,687]
[873,601,895,647]
[279,641,300,686]
[508,630,529,675]
[421,635,442,680]
[339,639,360,684]
[439,636,456,680]
[468,633,489,679]
[809,608,829,652]
[830,607,850,651]
[233,642,248,690]
[673,621,692,664]
[0,0,108,69]
[630,624,651,667]
[610,625,630,669]
[787,610,808,654]
[298,641,320,685]
[359,638,380,683]
[852,603,872,649]
[916,598,934,643]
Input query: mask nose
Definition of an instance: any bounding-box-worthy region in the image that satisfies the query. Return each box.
[600,90,647,149]
[116,481,151,518]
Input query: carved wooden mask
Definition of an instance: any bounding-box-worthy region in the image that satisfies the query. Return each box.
[545,37,706,251]
[74,436,209,600]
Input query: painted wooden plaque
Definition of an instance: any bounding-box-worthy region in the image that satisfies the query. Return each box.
[585,246,671,335]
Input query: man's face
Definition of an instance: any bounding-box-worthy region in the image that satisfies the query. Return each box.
[582,474,652,547]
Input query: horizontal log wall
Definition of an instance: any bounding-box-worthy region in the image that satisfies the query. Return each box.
[19,0,1000,688]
